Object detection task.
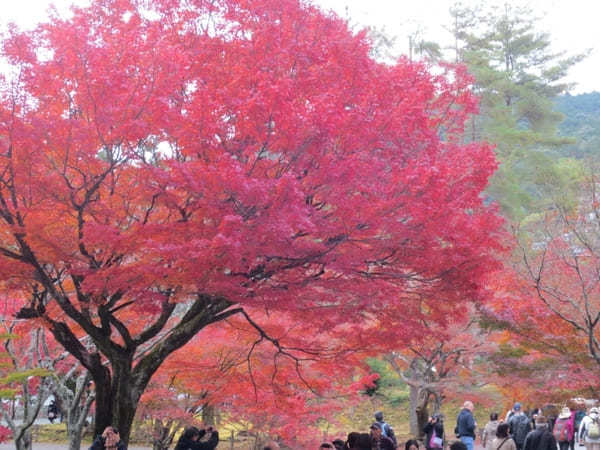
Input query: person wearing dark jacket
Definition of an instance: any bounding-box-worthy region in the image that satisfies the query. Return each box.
[508,403,532,450]
[456,401,477,450]
[424,414,445,450]
[89,427,125,450]
[370,423,395,450]
[174,426,219,450]
[374,411,398,448]
[523,416,556,450]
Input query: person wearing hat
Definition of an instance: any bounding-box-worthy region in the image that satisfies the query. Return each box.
[370,422,395,450]
[523,415,557,450]
[508,403,532,450]
[554,407,575,450]
[579,407,600,450]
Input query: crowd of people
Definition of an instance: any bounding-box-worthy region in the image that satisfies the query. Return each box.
[305,400,600,450]
[88,400,600,450]
[456,400,600,450]
[89,425,220,450]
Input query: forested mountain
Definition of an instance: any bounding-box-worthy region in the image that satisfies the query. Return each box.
[556,92,600,158]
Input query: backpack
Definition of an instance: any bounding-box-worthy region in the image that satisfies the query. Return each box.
[382,422,398,448]
[553,418,569,442]
[513,414,531,444]
[588,418,600,439]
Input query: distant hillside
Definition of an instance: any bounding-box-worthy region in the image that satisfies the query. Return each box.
[555,92,600,159]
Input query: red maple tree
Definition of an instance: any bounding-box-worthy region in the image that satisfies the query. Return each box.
[137,316,375,448]
[0,0,502,442]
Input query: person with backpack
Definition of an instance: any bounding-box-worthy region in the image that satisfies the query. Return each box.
[508,403,532,450]
[579,407,600,450]
[370,422,396,450]
[424,413,445,450]
[554,407,575,450]
[523,415,557,450]
[374,411,398,448]
[574,405,587,450]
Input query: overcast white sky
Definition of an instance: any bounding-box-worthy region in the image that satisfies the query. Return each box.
[1,0,598,93]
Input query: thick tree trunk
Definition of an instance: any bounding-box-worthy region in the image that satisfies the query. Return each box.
[409,384,431,439]
[91,364,113,439]
[409,385,419,438]
[91,354,151,447]
[44,292,237,446]
[92,366,141,446]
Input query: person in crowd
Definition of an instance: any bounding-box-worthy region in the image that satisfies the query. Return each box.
[343,432,372,450]
[370,422,395,450]
[456,401,477,450]
[483,413,501,450]
[332,438,345,450]
[174,426,219,450]
[530,409,540,432]
[450,441,468,450]
[89,426,126,450]
[523,415,556,450]
[344,433,361,450]
[579,407,600,450]
[263,441,280,450]
[554,407,575,450]
[321,442,344,450]
[509,403,532,450]
[405,439,419,450]
[374,411,398,448]
[424,413,445,450]
[573,404,587,450]
[492,423,517,450]
[506,405,520,422]
[47,399,58,424]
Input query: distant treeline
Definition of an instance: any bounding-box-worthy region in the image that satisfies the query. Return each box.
[556,92,600,159]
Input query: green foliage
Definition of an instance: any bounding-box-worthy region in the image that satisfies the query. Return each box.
[497,343,528,359]
[448,2,585,219]
[1,368,52,386]
[365,358,409,405]
[555,92,600,159]
[0,333,52,400]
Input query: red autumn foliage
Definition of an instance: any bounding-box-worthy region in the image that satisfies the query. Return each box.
[484,188,600,400]
[0,0,503,442]
[139,313,377,447]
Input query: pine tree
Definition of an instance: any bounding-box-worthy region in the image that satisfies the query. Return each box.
[448,2,586,218]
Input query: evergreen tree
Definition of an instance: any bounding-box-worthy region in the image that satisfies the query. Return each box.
[448,2,586,218]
